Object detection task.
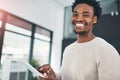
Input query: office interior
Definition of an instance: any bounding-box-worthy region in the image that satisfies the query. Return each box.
[0,0,120,80]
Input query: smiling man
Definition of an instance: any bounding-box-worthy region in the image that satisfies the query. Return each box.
[37,0,120,80]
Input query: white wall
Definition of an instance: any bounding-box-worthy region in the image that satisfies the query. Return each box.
[0,0,64,72]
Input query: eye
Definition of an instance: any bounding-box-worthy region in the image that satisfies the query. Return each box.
[72,13,78,17]
[83,13,90,17]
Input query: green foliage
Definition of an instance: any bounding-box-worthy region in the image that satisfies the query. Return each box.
[30,58,39,68]
[29,58,40,80]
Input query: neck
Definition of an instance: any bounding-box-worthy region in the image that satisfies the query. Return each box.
[77,33,96,43]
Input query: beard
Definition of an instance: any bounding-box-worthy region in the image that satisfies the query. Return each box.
[74,29,86,35]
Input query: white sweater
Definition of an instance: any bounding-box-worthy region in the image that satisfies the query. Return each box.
[57,37,120,80]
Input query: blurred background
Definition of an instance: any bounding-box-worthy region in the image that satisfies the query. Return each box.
[0,0,120,80]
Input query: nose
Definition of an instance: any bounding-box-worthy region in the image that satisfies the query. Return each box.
[76,14,83,21]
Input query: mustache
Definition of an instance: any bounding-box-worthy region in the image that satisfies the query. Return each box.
[72,21,88,26]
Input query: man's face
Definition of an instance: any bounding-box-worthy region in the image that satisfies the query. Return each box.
[72,3,97,35]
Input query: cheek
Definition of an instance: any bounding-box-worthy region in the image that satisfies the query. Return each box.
[86,18,94,25]
[72,17,75,21]
[72,17,76,24]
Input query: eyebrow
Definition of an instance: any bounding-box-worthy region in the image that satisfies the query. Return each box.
[73,11,78,13]
[73,11,90,14]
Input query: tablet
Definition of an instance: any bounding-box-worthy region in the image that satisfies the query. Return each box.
[20,59,45,78]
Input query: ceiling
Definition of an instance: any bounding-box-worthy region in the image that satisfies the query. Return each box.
[56,0,120,15]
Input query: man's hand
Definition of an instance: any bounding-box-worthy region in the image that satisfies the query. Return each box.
[38,76,58,80]
[37,64,58,80]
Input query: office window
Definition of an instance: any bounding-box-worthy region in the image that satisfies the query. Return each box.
[0,10,53,80]
[33,26,51,65]
[2,23,31,62]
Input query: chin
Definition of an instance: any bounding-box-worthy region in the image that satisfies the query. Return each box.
[74,30,86,35]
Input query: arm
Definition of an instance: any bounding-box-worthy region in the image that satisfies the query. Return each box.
[98,48,120,80]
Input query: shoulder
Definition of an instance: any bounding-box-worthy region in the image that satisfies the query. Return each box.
[96,37,119,57]
[62,41,77,55]
[64,41,77,50]
[95,37,116,50]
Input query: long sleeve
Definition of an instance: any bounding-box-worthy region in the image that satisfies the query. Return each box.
[98,46,120,80]
[55,67,62,80]
[55,72,61,80]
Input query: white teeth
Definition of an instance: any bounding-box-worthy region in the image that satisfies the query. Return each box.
[76,23,84,26]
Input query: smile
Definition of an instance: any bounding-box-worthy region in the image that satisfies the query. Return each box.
[74,23,85,29]
[76,23,84,26]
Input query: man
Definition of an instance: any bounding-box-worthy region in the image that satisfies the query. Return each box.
[37,0,120,80]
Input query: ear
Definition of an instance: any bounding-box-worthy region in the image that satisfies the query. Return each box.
[93,16,97,23]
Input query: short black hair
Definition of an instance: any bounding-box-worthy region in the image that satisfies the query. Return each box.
[72,0,102,19]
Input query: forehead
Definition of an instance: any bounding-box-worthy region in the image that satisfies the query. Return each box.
[73,3,94,13]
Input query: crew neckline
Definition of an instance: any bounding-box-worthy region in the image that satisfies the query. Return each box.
[75,37,99,44]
